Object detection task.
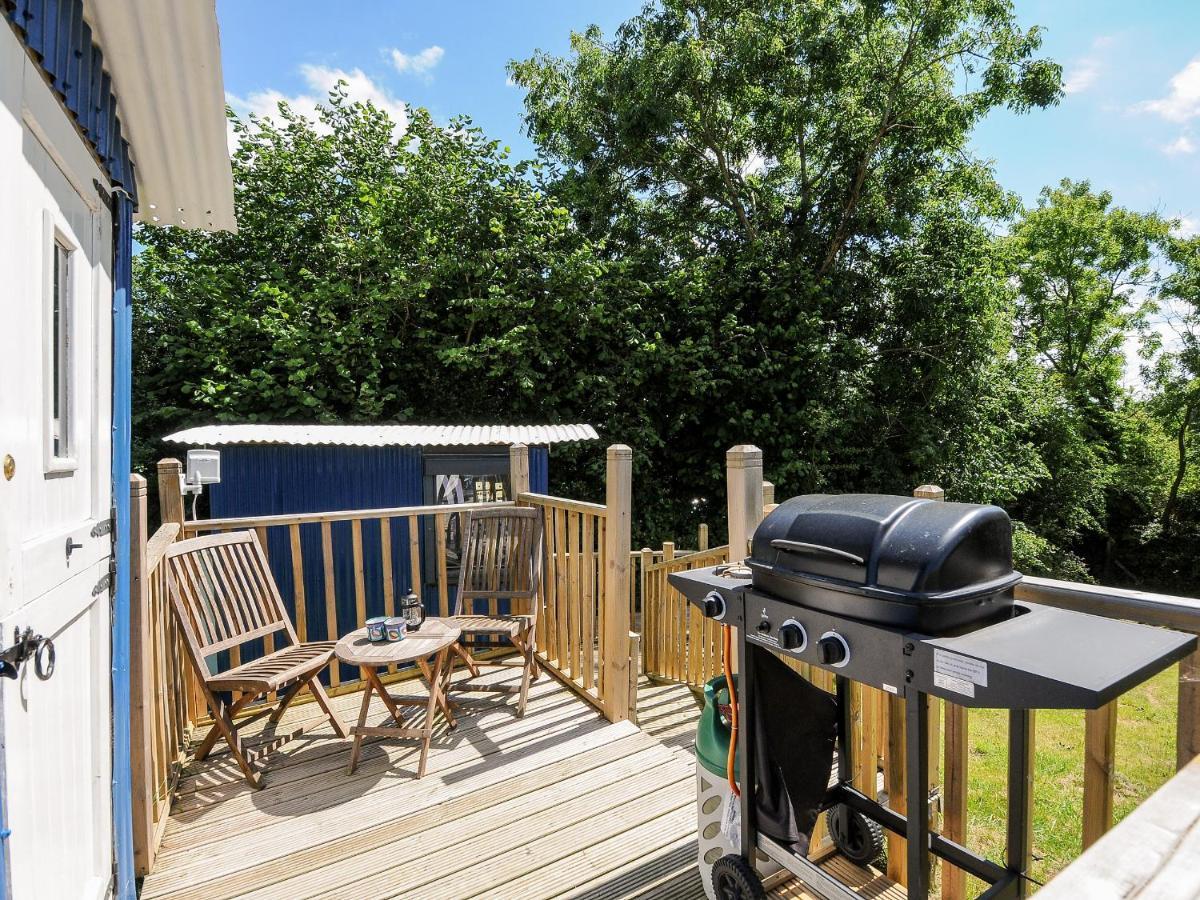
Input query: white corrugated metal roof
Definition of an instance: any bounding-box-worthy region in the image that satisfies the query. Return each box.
[83,0,236,231]
[163,424,600,447]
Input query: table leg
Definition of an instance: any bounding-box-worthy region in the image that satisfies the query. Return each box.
[366,666,405,726]
[417,657,457,728]
[347,667,376,775]
[417,647,449,778]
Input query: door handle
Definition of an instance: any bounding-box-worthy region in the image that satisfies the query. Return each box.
[0,628,54,680]
[65,537,84,558]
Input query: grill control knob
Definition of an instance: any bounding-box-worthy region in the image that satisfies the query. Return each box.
[756,619,772,633]
[701,592,725,620]
[817,632,850,668]
[777,620,807,652]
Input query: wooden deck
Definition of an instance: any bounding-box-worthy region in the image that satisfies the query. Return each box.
[140,667,902,900]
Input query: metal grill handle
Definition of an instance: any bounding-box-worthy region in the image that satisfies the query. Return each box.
[769,539,865,566]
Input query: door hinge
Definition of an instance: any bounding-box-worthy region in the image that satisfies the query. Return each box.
[90,517,114,538]
[93,178,112,207]
[93,563,114,597]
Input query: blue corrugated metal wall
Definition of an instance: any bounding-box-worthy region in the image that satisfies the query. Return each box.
[207,444,550,683]
[531,446,549,494]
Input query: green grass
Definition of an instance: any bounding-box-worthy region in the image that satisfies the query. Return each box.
[956,663,1178,891]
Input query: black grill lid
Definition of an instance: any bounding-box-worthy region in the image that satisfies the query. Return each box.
[750,494,1018,599]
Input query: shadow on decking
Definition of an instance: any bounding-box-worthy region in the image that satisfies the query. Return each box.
[142,666,895,900]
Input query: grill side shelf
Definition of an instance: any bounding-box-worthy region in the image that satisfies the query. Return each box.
[910,603,1197,710]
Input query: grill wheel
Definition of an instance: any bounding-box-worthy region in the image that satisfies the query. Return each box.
[828,803,886,866]
[711,854,766,900]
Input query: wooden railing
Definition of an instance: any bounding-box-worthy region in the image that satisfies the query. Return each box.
[516,444,635,723]
[627,522,711,618]
[129,475,188,876]
[640,543,730,685]
[179,499,509,689]
[518,493,608,706]
[1013,577,1200,842]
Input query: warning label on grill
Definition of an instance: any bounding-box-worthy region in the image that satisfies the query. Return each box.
[933,649,988,688]
[934,672,975,698]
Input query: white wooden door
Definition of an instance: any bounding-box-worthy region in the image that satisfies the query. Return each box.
[0,28,114,900]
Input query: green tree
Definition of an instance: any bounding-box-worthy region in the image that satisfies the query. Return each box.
[1152,235,1200,530]
[1008,180,1170,406]
[134,89,651,489]
[509,0,1061,537]
[1000,181,1173,577]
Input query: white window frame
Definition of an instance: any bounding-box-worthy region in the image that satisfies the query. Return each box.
[43,208,77,474]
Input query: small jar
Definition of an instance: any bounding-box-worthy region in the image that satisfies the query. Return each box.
[384,617,407,642]
[365,617,388,643]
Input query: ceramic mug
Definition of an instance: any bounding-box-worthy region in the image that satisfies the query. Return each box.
[366,617,388,643]
[384,617,407,642]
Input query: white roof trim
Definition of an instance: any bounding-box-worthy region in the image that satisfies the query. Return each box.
[83,0,236,232]
[164,424,600,448]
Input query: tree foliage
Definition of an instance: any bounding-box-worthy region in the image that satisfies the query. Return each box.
[134,91,645,483]
[134,1,1200,592]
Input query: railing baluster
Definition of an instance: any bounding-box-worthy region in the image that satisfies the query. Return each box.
[436,512,449,618]
[1083,700,1118,848]
[406,514,421,606]
[943,701,969,900]
[351,519,366,630]
[568,511,581,683]
[321,521,339,687]
[555,507,568,674]
[289,524,307,643]
[582,513,595,690]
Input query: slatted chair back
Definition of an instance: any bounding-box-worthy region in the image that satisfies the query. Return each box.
[453,507,544,618]
[165,531,297,663]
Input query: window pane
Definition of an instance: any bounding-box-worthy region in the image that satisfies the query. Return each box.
[51,241,69,459]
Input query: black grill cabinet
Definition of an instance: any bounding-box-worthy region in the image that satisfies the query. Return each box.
[671,493,1195,900]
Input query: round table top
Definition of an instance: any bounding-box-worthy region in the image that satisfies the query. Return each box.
[334,618,461,667]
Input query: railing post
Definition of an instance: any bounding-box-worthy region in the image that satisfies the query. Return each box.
[157,458,185,530]
[1178,649,1200,770]
[762,480,775,511]
[128,475,155,876]
[726,445,763,563]
[1083,700,1118,847]
[509,442,531,499]
[602,445,633,722]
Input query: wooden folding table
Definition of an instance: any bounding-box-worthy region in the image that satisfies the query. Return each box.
[334,618,461,778]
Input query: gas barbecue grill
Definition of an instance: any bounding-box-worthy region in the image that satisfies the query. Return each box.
[670,494,1196,900]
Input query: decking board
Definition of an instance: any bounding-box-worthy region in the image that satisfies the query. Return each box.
[141,667,902,899]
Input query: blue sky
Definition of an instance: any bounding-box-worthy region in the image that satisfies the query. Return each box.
[217,0,1200,233]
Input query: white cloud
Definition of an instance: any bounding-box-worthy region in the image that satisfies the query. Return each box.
[1163,135,1197,156]
[227,64,408,141]
[1173,216,1199,239]
[390,46,444,80]
[1063,36,1114,95]
[1064,59,1101,95]
[1138,57,1200,122]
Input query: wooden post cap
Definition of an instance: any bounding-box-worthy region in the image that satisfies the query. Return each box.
[914,485,945,501]
[726,445,762,466]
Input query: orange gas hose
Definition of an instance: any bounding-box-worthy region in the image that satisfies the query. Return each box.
[722,624,740,797]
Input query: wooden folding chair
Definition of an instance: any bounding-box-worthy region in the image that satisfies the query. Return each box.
[445,507,544,717]
[165,531,348,788]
